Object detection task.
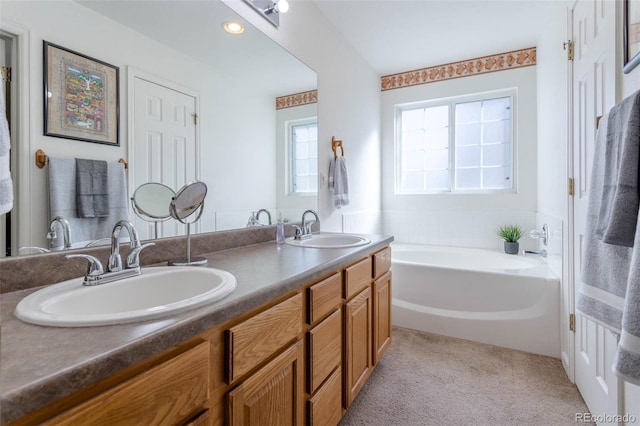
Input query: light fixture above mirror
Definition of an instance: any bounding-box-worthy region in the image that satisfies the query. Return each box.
[242,0,289,28]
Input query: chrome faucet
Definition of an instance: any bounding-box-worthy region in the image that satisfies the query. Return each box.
[109,220,142,272]
[256,209,272,225]
[66,221,154,286]
[48,216,72,250]
[294,209,319,240]
[523,249,547,258]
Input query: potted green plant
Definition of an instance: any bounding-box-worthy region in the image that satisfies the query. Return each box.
[497,225,523,255]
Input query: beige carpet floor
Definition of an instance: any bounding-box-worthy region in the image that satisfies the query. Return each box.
[340,327,592,426]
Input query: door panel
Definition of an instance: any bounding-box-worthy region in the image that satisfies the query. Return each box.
[132,76,198,240]
[571,0,619,420]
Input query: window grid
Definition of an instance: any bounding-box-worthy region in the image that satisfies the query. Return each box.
[396,90,515,194]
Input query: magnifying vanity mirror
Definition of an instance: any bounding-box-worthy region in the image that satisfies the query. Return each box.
[1,0,318,257]
[131,183,175,239]
[168,181,208,267]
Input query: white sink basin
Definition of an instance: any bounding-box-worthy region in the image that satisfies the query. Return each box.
[15,266,237,327]
[285,233,370,248]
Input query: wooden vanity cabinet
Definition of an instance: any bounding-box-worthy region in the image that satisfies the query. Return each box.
[343,248,393,409]
[305,272,343,426]
[13,245,392,426]
[43,341,211,426]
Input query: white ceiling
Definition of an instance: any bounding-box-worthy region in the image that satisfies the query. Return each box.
[312,0,552,76]
[78,0,552,90]
[76,0,317,97]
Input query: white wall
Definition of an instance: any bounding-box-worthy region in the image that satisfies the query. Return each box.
[222,0,382,234]
[1,1,280,247]
[381,66,538,250]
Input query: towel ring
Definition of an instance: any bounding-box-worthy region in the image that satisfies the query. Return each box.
[332,137,344,160]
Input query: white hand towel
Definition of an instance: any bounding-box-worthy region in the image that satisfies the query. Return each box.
[0,85,13,215]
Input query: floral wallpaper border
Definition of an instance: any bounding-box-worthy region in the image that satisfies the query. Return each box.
[381,47,537,91]
[276,89,318,110]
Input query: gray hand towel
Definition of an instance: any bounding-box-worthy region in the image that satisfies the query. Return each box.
[76,159,109,218]
[332,156,349,208]
[595,90,640,247]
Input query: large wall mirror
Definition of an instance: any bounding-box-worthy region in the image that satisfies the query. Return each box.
[1,0,318,257]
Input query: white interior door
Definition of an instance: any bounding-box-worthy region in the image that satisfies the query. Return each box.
[131,75,199,240]
[570,0,619,420]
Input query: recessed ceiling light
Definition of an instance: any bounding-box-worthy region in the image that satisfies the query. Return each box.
[223,21,245,35]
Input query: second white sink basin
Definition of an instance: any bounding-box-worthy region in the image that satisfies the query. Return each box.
[15,266,237,327]
[285,233,370,248]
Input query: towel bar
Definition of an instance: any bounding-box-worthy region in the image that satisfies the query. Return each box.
[331,136,344,160]
[35,149,128,170]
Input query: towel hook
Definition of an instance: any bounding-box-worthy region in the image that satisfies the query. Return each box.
[331,136,344,160]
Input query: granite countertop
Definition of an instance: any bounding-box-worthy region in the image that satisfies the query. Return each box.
[0,234,393,424]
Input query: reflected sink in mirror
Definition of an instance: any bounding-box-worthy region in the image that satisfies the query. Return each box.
[285,233,370,249]
[15,266,237,327]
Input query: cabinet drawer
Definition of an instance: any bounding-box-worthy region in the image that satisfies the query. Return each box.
[373,247,391,279]
[47,342,210,426]
[344,257,372,300]
[307,309,342,393]
[227,293,303,383]
[307,272,342,325]
[307,366,342,426]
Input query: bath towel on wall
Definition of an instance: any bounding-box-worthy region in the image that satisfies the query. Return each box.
[578,114,633,332]
[48,157,128,246]
[578,89,640,384]
[0,85,13,215]
[329,156,349,208]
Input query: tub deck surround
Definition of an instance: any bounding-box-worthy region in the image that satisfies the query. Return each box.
[0,232,392,424]
[391,243,560,358]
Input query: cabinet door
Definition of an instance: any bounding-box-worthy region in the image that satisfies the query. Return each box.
[45,342,210,426]
[227,340,304,426]
[343,287,372,408]
[373,271,392,365]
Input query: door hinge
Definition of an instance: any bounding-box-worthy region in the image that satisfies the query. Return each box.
[192,113,198,125]
[568,178,575,196]
[569,313,576,332]
[563,40,574,61]
[0,66,11,83]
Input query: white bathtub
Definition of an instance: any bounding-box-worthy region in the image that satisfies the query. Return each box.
[391,243,560,357]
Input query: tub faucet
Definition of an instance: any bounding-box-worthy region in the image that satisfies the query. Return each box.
[523,249,547,258]
[256,209,272,225]
[48,216,72,250]
[296,209,319,240]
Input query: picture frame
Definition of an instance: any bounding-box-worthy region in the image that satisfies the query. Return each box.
[43,41,120,146]
[624,0,640,74]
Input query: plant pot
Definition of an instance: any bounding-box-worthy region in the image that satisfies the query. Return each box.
[504,241,519,255]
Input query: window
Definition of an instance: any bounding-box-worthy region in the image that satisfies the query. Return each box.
[396,90,515,194]
[288,118,318,194]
